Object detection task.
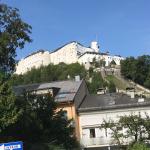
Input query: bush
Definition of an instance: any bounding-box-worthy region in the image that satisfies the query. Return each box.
[128,142,150,150]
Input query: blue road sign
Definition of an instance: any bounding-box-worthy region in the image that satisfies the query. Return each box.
[0,141,23,150]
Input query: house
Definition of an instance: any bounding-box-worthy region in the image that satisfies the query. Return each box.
[78,93,150,149]
[13,79,89,139]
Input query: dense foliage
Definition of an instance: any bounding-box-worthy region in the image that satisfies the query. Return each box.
[0,93,78,150]
[101,114,150,149]
[108,81,116,93]
[11,63,87,85]
[0,2,31,138]
[0,75,22,133]
[128,142,150,150]
[87,68,107,94]
[11,63,107,94]
[121,55,150,89]
[0,4,32,73]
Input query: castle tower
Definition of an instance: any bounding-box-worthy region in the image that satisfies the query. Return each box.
[90,41,99,53]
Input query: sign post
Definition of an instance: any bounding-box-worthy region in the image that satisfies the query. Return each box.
[0,141,23,150]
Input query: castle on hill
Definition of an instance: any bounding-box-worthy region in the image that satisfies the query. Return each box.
[15,41,124,74]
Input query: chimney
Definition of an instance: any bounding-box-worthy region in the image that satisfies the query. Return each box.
[75,75,80,82]
[126,87,135,99]
[138,98,144,103]
[130,92,135,99]
[97,88,105,95]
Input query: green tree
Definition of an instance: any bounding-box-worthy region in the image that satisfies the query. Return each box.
[66,63,87,80]
[87,72,106,94]
[0,3,31,135]
[0,79,22,133]
[100,119,123,146]
[108,81,116,93]
[121,55,150,89]
[0,93,79,150]
[101,114,150,148]
[88,67,94,77]
[91,57,99,68]
[99,60,106,67]
[11,63,87,85]
[128,142,150,150]
[144,74,150,89]
[121,57,136,80]
[119,114,146,142]
[0,4,32,73]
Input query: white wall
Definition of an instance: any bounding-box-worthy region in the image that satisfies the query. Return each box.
[15,51,51,74]
[78,53,102,69]
[79,107,150,147]
[78,53,124,68]
[50,42,78,65]
[15,41,124,74]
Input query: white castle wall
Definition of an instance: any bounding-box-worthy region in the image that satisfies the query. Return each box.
[15,41,124,74]
[78,52,124,69]
[15,51,51,74]
[50,42,78,65]
[101,54,124,66]
[78,52,102,69]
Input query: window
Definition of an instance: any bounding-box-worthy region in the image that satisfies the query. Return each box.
[90,128,95,138]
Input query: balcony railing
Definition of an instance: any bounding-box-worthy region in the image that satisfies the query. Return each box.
[80,137,131,147]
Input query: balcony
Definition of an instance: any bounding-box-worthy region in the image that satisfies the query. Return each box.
[81,137,132,148]
[81,137,116,147]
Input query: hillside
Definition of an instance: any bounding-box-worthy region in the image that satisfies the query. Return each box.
[12,54,150,97]
[106,75,128,90]
[104,73,150,98]
[11,63,106,94]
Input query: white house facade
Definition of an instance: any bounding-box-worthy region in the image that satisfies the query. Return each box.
[15,41,124,74]
[78,94,150,149]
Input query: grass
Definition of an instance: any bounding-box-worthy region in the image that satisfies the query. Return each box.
[106,75,128,90]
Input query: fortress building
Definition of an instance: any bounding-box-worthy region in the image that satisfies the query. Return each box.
[15,41,124,74]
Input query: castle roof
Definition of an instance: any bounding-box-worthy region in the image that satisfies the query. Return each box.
[24,49,49,59]
[78,51,108,58]
[50,41,85,54]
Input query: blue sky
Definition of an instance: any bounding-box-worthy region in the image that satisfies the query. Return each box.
[3,0,150,59]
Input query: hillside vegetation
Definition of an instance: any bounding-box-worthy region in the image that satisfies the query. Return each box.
[12,54,150,94]
[12,63,87,85]
[106,75,128,90]
[11,63,107,94]
[121,55,150,89]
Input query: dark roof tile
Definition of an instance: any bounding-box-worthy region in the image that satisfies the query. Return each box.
[13,80,83,103]
[78,93,150,112]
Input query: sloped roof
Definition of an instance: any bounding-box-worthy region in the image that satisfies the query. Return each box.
[50,41,84,54]
[78,93,150,112]
[24,49,48,59]
[13,80,83,103]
